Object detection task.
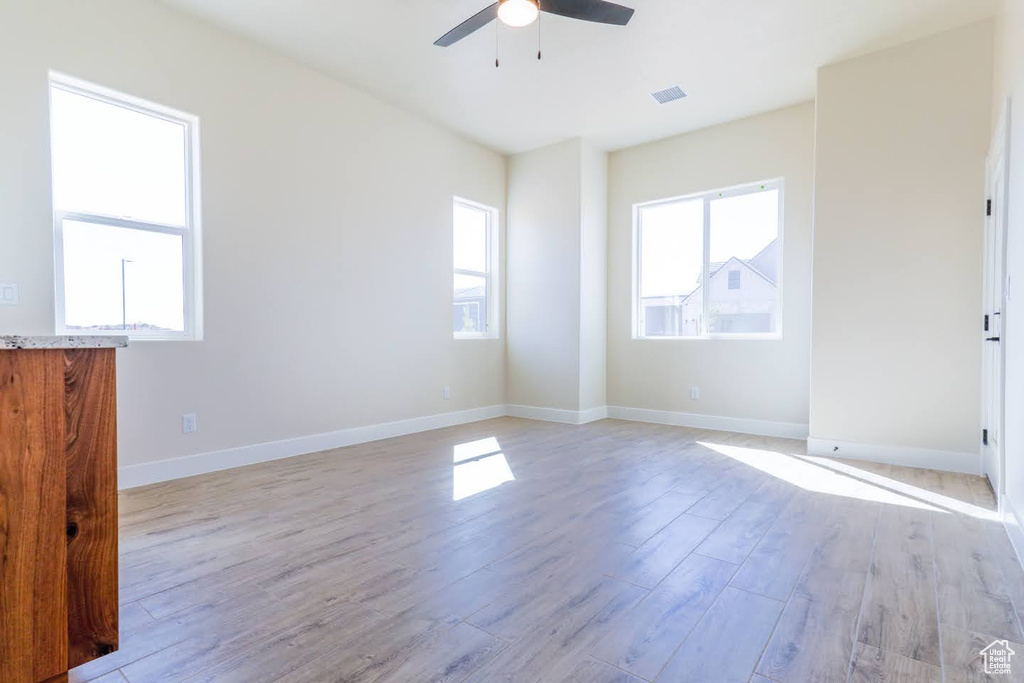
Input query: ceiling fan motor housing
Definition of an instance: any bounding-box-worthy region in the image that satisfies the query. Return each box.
[497,0,540,28]
[434,0,634,48]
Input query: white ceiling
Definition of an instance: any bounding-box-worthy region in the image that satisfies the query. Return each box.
[159,0,999,153]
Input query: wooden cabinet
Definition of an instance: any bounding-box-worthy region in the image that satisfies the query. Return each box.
[0,340,123,683]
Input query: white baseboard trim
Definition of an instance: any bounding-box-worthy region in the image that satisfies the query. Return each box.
[806,437,980,475]
[504,404,608,425]
[118,404,506,490]
[1004,493,1024,574]
[607,406,809,440]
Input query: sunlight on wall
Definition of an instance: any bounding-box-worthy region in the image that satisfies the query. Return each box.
[453,437,515,501]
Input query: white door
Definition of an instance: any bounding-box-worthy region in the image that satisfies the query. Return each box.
[982,100,1011,500]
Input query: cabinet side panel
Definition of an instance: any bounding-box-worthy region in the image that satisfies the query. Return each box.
[64,348,119,668]
[0,350,68,682]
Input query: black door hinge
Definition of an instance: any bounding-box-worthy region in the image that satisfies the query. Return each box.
[983,429,989,446]
[985,314,990,331]
[987,199,993,216]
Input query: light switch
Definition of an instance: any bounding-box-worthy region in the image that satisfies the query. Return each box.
[0,283,18,306]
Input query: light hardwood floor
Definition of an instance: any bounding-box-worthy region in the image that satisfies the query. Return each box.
[71,418,1024,683]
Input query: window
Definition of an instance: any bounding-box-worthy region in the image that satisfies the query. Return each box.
[635,180,782,339]
[453,197,498,338]
[49,73,201,340]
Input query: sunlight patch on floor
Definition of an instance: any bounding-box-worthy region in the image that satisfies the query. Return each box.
[454,437,503,463]
[699,442,942,512]
[799,454,1000,522]
[453,437,515,501]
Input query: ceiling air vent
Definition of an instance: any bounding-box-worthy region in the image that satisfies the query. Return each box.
[651,86,688,105]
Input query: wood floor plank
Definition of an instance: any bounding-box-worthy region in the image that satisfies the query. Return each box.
[84,673,128,683]
[609,513,721,589]
[378,621,507,683]
[616,487,710,547]
[465,580,647,682]
[858,505,941,666]
[561,659,645,682]
[121,591,384,682]
[758,519,871,683]
[849,643,942,683]
[756,596,855,683]
[687,466,767,521]
[591,553,737,680]
[267,612,462,683]
[932,511,1023,642]
[466,574,636,643]
[655,587,783,682]
[729,492,831,600]
[939,624,1024,682]
[696,500,781,565]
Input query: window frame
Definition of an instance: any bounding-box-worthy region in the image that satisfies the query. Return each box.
[49,72,203,341]
[452,196,500,340]
[632,179,784,341]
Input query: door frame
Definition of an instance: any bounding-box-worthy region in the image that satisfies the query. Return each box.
[982,97,1011,505]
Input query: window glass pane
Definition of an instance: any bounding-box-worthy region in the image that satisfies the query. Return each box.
[50,87,187,226]
[62,219,184,332]
[708,188,780,334]
[454,273,487,333]
[454,203,487,272]
[639,198,704,337]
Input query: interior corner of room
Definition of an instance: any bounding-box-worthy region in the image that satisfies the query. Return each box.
[2,0,1024,681]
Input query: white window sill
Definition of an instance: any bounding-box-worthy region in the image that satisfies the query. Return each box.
[454,332,500,340]
[633,334,783,341]
[59,329,201,342]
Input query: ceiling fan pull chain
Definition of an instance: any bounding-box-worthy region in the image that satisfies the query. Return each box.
[537,3,542,60]
[495,19,500,68]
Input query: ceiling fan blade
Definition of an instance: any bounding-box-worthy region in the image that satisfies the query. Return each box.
[435,2,500,47]
[540,0,634,25]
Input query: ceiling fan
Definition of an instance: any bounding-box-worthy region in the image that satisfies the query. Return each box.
[434,0,635,47]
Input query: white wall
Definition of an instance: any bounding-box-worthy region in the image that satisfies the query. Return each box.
[810,22,994,459]
[579,142,608,412]
[506,139,583,410]
[506,138,608,415]
[993,0,1024,554]
[607,103,816,428]
[0,0,506,468]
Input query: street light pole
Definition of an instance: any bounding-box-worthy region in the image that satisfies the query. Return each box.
[121,258,134,330]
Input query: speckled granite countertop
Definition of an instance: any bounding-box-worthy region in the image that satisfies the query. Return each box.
[0,335,128,349]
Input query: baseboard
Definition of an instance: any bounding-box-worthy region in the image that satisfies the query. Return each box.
[504,404,608,425]
[115,402,993,493]
[806,437,980,475]
[118,404,506,489]
[607,406,809,439]
[1004,492,1024,573]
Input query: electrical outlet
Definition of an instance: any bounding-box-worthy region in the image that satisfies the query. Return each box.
[690,386,700,400]
[443,386,451,400]
[0,283,19,306]
[182,413,198,434]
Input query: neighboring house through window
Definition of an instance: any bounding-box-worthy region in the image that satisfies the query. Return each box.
[635,180,783,338]
[49,73,202,340]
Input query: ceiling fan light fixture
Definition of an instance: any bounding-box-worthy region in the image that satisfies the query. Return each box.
[497,0,539,28]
